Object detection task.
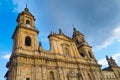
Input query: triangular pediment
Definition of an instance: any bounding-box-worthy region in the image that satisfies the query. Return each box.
[58,33,72,40]
[51,33,72,42]
[48,31,73,42]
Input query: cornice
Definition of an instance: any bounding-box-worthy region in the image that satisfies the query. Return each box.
[12,25,39,39]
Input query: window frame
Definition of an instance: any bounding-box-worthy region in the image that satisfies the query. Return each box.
[25,36,31,46]
[50,71,55,80]
[26,20,30,24]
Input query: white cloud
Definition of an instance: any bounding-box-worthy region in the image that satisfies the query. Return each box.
[98,52,120,68]
[2,54,11,60]
[112,52,120,62]
[98,58,108,67]
[118,40,120,42]
[95,26,120,50]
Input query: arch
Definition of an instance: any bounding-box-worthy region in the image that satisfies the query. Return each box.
[26,19,30,24]
[25,36,31,46]
[76,40,79,44]
[80,53,85,57]
[50,71,55,80]
[26,78,30,80]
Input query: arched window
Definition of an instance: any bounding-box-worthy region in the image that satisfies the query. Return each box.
[88,51,93,58]
[76,40,79,44]
[25,36,31,46]
[80,53,85,57]
[26,78,30,80]
[50,71,55,80]
[26,20,30,24]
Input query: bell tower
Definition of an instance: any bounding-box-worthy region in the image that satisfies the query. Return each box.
[5,7,39,80]
[72,27,105,80]
[72,27,96,61]
[16,7,35,28]
[12,7,39,55]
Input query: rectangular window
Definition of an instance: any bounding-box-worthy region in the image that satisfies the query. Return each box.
[26,78,30,80]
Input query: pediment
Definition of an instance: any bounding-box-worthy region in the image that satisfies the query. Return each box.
[55,33,72,42]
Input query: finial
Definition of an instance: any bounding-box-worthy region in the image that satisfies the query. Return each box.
[59,29,63,34]
[106,55,108,59]
[24,4,29,12]
[72,24,75,27]
[72,24,76,32]
[110,56,113,60]
[26,4,27,8]
[50,31,53,34]
[73,27,76,32]
[59,28,62,34]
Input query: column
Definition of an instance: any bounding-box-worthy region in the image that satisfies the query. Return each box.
[62,67,68,80]
[41,65,47,80]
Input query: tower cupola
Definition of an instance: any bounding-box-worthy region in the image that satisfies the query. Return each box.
[72,27,88,47]
[12,7,39,54]
[16,7,36,28]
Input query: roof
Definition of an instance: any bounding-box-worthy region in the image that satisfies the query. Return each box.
[48,29,73,42]
[16,7,35,22]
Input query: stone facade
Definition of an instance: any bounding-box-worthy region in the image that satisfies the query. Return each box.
[4,7,120,80]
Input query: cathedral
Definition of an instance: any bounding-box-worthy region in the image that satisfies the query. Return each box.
[5,7,120,80]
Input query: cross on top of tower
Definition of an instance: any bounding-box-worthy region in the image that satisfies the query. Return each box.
[24,4,29,12]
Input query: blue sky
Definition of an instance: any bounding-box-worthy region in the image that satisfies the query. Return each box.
[0,0,120,80]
